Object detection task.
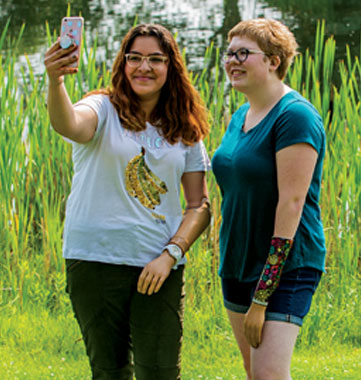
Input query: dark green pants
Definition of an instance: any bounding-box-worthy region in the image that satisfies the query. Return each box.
[66,260,185,380]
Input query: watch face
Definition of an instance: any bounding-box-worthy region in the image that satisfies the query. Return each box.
[168,245,182,261]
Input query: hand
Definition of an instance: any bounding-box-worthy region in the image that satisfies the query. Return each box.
[44,39,79,85]
[243,302,267,348]
[137,251,176,295]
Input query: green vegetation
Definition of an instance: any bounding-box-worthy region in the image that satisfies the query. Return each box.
[1,20,360,378]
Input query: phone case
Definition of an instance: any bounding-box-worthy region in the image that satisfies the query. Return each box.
[60,16,84,68]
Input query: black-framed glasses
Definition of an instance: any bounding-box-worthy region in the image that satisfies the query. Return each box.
[223,47,266,64]
[125,53,168,68]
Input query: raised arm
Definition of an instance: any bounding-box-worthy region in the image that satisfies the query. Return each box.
[244,143,318,348]
[44,40,97,143]
[137,171,210,295]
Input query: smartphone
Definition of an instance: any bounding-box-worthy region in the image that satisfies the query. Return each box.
[60,16,84,68]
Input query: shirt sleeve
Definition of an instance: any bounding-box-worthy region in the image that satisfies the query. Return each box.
[74,94,109,140]
[184,140,211,173]
[275,100,325,154]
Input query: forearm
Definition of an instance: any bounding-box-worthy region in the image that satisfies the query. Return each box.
[47,81,78,138]
[253,193,304,305]
[168,198,211,254]
[273,196,305,239]
[252,237,293,306]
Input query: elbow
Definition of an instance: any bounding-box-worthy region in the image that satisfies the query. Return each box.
[184,198,211,225]
[185,196,209,210]
[278,195,306,217]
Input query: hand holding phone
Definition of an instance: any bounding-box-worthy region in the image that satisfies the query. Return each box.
[60,16,84,68]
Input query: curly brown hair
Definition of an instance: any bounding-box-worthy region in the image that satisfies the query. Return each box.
[228,18,298,80]
[87,24,209,145]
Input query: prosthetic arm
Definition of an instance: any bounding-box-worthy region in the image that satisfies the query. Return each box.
[164,198,211,265]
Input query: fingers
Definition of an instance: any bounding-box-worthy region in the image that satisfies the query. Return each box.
[244,327,254,348]
[44,39,75,61]
[137,269,166,295]
[243,303,266,348]
[45,47,78,69]
[248,327,261,348]
[137,253,174,295]
[44,40,79,82]
[248,325,260,348]
[244,319,263,348]
[45,39,62,56]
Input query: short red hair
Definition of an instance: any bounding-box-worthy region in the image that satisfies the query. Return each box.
[228,18,298,80]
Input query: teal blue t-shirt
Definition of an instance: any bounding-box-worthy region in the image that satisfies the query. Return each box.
[212,91,326,282]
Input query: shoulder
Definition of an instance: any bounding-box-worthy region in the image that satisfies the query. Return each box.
[75,94,112,113]
[184,140,211,172]
[184,140,207,157]
[282,92,323,124]
[277,92,324,134]
[274,92,325,153]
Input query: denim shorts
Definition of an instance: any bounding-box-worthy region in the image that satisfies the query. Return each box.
[222,267,322,327]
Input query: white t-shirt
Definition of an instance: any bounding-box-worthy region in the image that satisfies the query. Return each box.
[62,94,211,267]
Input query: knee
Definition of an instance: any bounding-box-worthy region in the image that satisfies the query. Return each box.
[252,364,290,380]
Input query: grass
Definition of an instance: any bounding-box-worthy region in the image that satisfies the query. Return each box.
[0,18,361,379]
[0,305,360,379]
[0,261,360,379]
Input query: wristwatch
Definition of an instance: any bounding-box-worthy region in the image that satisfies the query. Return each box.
[164,244,183,268]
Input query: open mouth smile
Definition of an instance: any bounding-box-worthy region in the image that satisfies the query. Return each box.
[230,69,246,78]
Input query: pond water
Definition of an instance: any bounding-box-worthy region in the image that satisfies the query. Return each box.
[1,0,361,76]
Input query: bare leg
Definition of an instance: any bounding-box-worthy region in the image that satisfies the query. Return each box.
[251,321,299,380]
[226,310,299,380]
[226,309,252,379]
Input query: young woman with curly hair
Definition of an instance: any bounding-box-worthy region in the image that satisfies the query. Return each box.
[44,23,211,380]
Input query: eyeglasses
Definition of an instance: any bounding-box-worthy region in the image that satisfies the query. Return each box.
[125,53,168,68]
[223,47,266,64]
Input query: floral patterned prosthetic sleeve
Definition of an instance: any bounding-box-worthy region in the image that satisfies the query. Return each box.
[252,237,293,307]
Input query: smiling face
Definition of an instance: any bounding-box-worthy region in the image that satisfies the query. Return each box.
[124,36,168,103]
[224,36,270,94]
